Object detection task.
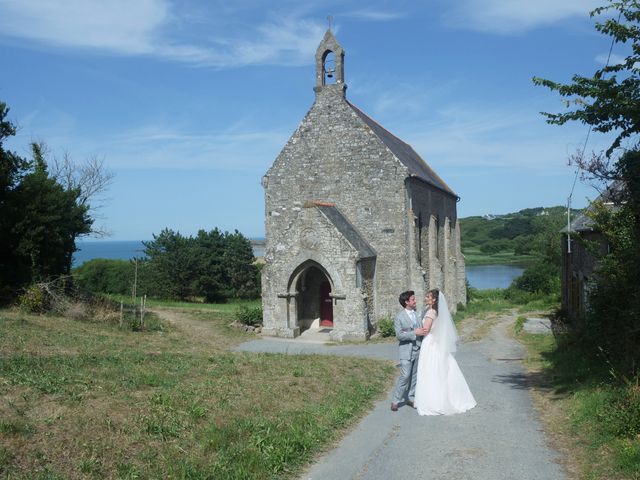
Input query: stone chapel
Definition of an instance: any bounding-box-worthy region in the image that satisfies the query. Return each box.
[261,30,466,341]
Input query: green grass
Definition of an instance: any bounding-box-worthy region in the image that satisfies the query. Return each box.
[104,293,261,312]
[0,306,394,479]
[515,324,640,479]
[454,289,517,322]
[462,247,536,266]
[455,288,559,323]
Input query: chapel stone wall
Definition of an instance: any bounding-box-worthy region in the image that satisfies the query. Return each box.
[263,86,413,323]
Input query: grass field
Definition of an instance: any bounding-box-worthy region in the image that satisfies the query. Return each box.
[104,294,262,313]
[515,320,640,480]
[462,247,535,266]
[0,304,394,479]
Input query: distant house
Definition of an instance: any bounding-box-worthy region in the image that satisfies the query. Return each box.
[260,30,466,341]
[560,183,622,322]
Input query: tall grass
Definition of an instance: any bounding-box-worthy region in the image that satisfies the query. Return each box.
[104,293,261,312]
[516,320,640,479]
[455,288,559,323]
[0,307,394,479]
[462,247,535,266]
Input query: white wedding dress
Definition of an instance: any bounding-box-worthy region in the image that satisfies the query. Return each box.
[414,293,476,416]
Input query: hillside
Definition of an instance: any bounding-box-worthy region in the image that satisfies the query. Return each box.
[460,206,581,265]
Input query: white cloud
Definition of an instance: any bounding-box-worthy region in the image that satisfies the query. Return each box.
[6,107,288,171]
[0,0,326,67]
[0,0,168,54]
[338,10,405,21]
[379,100,614,173]
[99,123,289,170]
[443,0,602,34]
[595,52,626,66]
[225,17,326,67]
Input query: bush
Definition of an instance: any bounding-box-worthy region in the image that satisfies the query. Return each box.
[503,287,538,304]
[63,302,89,321]
[73,259,134,295]
[479,240,511,254]
[236,305,263,327]
[595,385,640,439]
[376,316,395,338]
[511,260,559,295]
[18,284,49,313]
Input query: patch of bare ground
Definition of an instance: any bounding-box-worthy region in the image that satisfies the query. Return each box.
[150,307,248,353]
[457,309,513,342]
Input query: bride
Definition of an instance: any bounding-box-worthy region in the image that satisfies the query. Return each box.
[414,289,476,416]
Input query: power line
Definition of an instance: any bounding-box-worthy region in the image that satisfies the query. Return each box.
[567,8,622,253]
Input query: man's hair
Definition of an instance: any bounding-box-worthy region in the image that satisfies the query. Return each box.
[398,290,415,308]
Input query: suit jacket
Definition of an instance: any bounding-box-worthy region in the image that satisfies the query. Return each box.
[394,308,424,361]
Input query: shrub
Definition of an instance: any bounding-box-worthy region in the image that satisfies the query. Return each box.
[73,259,134,295]
[236,305,263,327]
[511,260,559,295]
[63,302,89,321]
[514,316,526,334]
[503,287,538,304]
[18,284,49,313]
[596,385,640,439]
[479,239,511,254]
[376,316,395,338]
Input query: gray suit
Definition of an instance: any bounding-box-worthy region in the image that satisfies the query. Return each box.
[392,308,424,404]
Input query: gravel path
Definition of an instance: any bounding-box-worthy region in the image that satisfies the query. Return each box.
[235,313,566,480]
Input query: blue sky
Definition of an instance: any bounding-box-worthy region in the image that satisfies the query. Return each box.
[0,0,621,241]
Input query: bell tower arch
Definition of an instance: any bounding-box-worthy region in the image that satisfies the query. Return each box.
[314,29,346,96]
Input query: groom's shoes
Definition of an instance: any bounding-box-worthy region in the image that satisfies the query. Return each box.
[390,403,399,412]
[406,400,415,408]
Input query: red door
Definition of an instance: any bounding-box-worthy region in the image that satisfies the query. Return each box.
[320,281,333,327]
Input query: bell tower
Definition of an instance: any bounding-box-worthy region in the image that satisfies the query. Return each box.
[314,29,346,97]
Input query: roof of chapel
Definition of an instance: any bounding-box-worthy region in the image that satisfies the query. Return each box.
[347,101,458,198]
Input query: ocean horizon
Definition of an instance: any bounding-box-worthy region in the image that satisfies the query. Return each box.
[73,239,266,268]
[73,240,522,290]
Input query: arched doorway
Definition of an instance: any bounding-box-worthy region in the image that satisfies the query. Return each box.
[292,262,334,332]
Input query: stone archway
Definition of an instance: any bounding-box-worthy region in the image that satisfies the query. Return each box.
[289,261,334,333]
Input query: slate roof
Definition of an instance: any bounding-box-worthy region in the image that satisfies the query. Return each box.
[562,181,625,233]
[347,101,457,198]
[313,203,377,259]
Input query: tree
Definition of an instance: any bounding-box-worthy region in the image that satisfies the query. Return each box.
[141,229,200,300]
[533,0,640,181]
[0,102,29,295]
[11,143,92,282]
[0,102,104,299]
[581,150,640,372]
[222,230,259,299]
[192,228,228,302]
[534,2,640,374]
[140,227,259,302]
[46,144,114,237]
[30,141,114,237]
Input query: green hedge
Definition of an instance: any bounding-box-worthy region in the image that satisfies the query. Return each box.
[73,259,134,295]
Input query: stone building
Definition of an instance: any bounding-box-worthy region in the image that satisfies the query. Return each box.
[561,183,621,324]
[261,30,466,341]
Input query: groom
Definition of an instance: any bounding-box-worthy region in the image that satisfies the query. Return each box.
[391,290,428,411]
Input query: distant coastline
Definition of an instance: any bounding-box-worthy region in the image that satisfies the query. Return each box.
[73,239,266,268]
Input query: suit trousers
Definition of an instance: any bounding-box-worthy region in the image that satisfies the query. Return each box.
[392,353,419,404]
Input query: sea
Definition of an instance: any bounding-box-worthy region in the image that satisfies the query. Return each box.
[73,240,266,268]
[73,240,522,290]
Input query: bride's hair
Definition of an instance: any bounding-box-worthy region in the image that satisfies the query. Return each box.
[428,289,439,313]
